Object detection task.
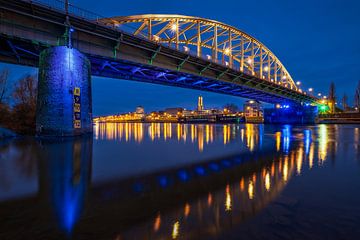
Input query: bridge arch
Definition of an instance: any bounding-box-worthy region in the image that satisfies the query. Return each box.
[99,14,298,90]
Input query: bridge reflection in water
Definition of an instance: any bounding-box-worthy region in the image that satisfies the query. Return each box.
[0,124,340,239]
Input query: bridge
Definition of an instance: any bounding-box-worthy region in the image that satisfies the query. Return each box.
[0,0,317,136]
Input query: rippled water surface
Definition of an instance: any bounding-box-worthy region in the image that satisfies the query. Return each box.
[0,123,359,239]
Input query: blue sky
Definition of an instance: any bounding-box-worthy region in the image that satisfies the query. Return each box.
[2,0,359,116]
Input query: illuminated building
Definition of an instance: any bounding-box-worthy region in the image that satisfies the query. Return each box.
[243,100,263,123]
[197,96,204,111]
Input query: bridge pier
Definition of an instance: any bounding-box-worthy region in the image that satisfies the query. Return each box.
[36,46,92,136]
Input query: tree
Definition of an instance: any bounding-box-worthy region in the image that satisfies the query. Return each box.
[223,103,239,113]
[0,68,9,104]
[11,75,38,134]
[0,69,11,126]
[341,93,348,111]
[355,80,360,112]
[13,75,37,107]
[328,82,336,113]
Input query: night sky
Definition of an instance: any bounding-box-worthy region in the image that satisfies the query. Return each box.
[1,0,359,116]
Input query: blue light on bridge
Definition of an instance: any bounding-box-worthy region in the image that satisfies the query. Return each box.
[221,160,232,168]
[157,175,169,187]
[177,170,190,181]
[195,166,206,176]
[209,163,220,172]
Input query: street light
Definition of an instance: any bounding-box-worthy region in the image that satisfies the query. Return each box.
[308,88,313,92]
[318,93,322,97]
[296,81,301,86]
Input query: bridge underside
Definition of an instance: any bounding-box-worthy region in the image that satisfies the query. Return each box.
[0,37,301,104]
[0,0,316,105]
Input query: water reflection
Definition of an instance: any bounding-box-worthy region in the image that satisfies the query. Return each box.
[0,137,92,238]
[94,122,263,152]
[0,124,358,239]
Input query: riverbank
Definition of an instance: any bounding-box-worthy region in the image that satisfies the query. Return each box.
[316,112,360,124]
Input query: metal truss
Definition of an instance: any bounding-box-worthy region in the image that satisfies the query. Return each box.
[100,14,298,91]
[89,56,299,104]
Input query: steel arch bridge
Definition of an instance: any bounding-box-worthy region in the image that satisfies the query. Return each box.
[0,0,317,105]
[100,14,298,91]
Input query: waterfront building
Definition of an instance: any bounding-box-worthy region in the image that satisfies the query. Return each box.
[244,100,264,123]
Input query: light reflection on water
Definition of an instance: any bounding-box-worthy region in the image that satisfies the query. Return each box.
[0,124,360,239]
[94,122,263,152]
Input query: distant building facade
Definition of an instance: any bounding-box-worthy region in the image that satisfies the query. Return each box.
[244,100,263,123]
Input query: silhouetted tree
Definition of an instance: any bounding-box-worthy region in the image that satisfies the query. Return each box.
[0,69,11,127]
[341,93,348,111]
[0,69,9,104]
[328,82,336,113]
[355,80,360,112]
[11,75,37,134]
[223,103,239,113]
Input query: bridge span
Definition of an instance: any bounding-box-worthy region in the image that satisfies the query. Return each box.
[0,0,317,136]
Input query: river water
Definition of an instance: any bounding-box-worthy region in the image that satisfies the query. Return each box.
[0,123,359,239]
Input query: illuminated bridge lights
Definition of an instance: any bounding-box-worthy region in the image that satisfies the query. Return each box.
[100,14,300,91]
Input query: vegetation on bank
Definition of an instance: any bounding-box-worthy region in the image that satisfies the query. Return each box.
[0,69,37,135]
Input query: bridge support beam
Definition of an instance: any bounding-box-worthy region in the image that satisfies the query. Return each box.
[36,46,92,136]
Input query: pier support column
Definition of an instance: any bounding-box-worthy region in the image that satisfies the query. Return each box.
[36,46,92,136]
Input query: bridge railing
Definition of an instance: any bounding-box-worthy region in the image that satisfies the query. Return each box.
[23,0,104,21]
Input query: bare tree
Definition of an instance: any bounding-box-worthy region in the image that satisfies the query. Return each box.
[328,82,336,113]
[355,80,360,112]
[329,82,336,102]
[13,74,37,107]
[0,69,9,104]
[11,75,38,134]
[341,93,348,111]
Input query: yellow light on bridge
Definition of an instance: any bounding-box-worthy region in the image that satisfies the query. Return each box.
[171,23,177,32]
[247,58,252,64]
[153,35,160,41]
[264,66,269,72]
[224,48,231,55]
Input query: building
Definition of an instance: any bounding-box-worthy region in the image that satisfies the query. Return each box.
[164,107,184,117]
[243,100,263,123]
[135,106,144,114]
[197,96,204,111]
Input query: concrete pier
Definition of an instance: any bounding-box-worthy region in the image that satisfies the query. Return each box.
[36,46,92,136]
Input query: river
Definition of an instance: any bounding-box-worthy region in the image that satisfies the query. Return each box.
[0,123,359,239]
